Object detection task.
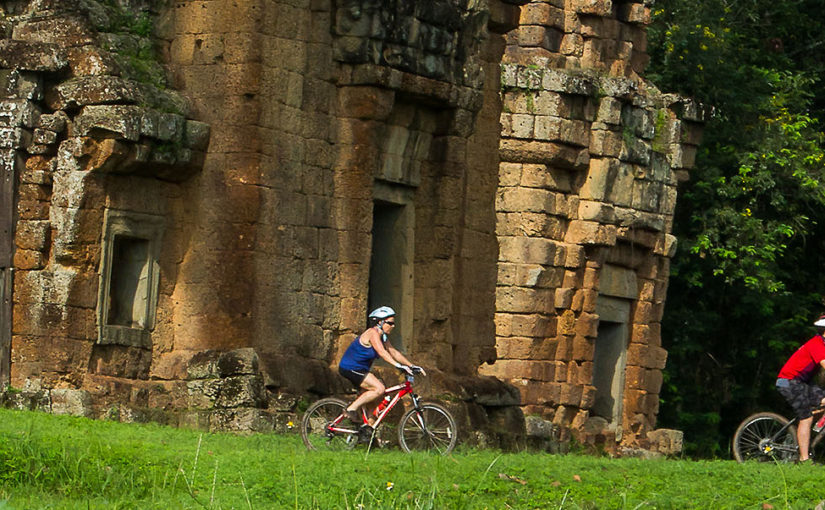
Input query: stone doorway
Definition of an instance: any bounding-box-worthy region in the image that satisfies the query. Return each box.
[0,151,15,386]
[368,185,414,351]
[592,295,630,433]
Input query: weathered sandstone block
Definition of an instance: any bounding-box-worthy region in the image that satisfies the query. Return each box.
[0,40,67,72]
[50,388,92,417]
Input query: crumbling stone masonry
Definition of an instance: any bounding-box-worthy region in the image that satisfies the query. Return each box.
[0,0,701,454]
[0,0,530,445]
[479,0,702,454]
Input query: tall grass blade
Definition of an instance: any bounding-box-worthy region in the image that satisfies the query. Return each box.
[559,488,570,509]
[210,459,218,509]
[292,462,298,510]
[240,473,252,510]
[192,434,203,483]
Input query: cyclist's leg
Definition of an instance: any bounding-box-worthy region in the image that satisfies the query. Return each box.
[799,416,813,460]
[779,380,821,461]
[347,373,385,424]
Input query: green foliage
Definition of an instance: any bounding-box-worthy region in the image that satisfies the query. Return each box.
[648,0,825,456]
[3,409,825,508]
[95,0,151,35]
[93,1,168,90]
[651,108,670,154]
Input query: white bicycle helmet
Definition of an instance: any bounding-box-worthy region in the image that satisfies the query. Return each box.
[815,315,825,327]
[368,306,396,320]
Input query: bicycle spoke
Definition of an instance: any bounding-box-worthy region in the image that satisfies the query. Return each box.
[404,419,450,453]
[399,403,457,455]
[733,413,798,463]
[301,398,358,451]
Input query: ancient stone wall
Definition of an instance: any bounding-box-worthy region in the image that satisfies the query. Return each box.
[1,0,701,453]
[1,0,528,442]
[479,0,702,452]
[1,0,209,397]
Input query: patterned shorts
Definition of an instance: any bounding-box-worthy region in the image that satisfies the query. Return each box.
[777,378,825,420]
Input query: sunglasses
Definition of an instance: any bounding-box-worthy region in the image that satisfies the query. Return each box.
[385,321,395,325]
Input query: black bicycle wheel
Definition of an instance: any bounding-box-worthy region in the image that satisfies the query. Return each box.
[732,412,798,463]
[301,398,356,451]
[398,403,457,455]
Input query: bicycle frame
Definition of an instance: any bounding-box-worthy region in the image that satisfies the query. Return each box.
[766,416,800,456]
[325,375,418,435]
[761,411,825,456]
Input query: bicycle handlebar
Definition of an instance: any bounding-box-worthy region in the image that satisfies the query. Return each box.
[396,365,425,376]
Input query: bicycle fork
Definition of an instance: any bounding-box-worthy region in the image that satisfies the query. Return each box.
[409,393,429,431]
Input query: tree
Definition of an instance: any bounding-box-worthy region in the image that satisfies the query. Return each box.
[647,0,825,456]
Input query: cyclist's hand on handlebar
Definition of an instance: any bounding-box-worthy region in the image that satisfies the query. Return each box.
[411,365,426,375]
[396,364,414,376]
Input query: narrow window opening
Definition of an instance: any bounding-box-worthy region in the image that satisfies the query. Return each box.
[97,210,163,348]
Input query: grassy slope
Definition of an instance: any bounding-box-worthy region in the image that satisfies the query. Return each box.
[0,408,822,509]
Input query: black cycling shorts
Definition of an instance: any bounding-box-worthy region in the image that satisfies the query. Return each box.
[777,378,825,420]
[339,367,368,388]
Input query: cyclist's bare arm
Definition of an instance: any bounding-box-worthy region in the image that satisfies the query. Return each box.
[387,345,425,374]
[365,329,399,366]
[818,360,825,407]
[387,345,413,367]
[367,331,414,370]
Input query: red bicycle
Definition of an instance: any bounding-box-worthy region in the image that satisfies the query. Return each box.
[300,371,457,455]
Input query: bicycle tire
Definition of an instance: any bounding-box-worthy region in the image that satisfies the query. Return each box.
[398,402,457,455]
[732,412,798,463]
[301,397,356,451]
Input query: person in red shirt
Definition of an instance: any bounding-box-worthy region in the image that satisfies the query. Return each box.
[776,315,825,463]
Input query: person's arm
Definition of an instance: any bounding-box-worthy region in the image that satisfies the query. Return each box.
[388,345,425,374]
[387,345,413,367]
[366,330,405,368]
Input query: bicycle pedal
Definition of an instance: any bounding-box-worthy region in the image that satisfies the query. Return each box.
[357,425,374,443]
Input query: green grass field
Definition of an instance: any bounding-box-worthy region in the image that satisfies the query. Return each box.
[0,408,823,509]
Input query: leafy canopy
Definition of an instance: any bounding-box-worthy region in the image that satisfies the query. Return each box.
[647,0,825,456]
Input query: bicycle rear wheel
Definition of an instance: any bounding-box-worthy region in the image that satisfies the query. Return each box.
[732,412,798,463]
[398,403,457,455]
[301,398,356,451]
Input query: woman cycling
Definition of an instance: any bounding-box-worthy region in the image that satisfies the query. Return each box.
[338,306,425,427]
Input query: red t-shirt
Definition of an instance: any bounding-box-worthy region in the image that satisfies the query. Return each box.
[778,335,825,382]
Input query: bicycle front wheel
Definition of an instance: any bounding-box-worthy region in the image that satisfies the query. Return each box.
[398,403,457,455]
[301,398,355,451]
[732,412,798,463]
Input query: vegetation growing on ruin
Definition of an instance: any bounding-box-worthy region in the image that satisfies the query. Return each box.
[648,0,825,456]
[651,108,670,154]
[91,0,170,92]
[1,409,824,508]
[97,1,153,37]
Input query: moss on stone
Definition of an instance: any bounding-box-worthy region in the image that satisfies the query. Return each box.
[651,108,669,154]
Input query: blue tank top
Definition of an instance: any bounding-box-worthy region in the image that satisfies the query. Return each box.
[339,328,387,372]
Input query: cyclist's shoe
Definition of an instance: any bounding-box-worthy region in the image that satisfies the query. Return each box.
[345,409,361,426]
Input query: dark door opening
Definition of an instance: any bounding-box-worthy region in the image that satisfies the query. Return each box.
[369,200,407,351]
[592,320,628,424]
[0,153,15,386]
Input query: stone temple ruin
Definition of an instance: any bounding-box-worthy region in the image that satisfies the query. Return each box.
[0,0,701,454]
